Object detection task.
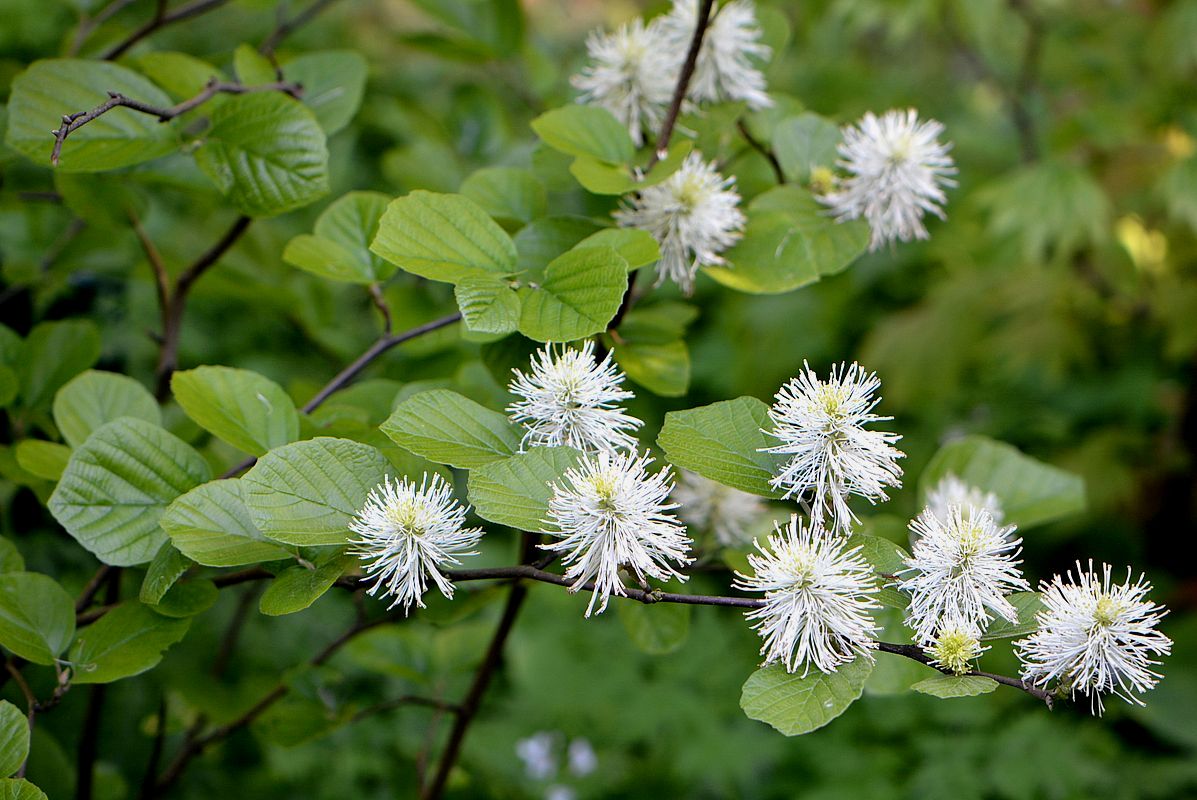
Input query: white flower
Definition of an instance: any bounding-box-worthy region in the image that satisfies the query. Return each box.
[761,361,904,535]
[614,151,745,294]
[899,506,1030,644]
[571,18,678,147]
[735,514,880,675]
[1016,562,1172,714]
[672,469,765,546]
[349,474,482,612]
[925,473,1004,526]
[542,450,692,617]
[508,341,643,454]
[819,109,956,250]
[925,617,988,675]
[659,0,773,109]
[516,732,558,781]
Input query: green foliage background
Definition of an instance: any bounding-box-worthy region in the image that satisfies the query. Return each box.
[2,0,1196,797]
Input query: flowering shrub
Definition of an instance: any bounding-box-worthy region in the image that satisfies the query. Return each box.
[1,0,1193,798]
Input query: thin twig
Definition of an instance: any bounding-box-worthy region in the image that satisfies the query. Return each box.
[137,699,168,800]
[102,0,229,60]
[874,642,1053,706]
[70,0,139,55]
[736,118,785,184]
[368,283,393,334]
[75,566,112,612]
[350,695,461,723]
[647,0,715,169]
[259,0,344,56]
[4,661,36,778]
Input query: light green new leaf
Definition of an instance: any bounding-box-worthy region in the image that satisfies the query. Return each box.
[740,657,874,736]
[5,59,178,171]
[242,438,390,546]
[0,572,76,665]
[138,542,192,605]
[171,366,299,456]
[460,167,546,227]
[0,539,22,573]
[0,701,28,778]
[135,52,226,100]
[919,435,1086,529]
[280,51,368,134]
[617,602,691,655]
[467,447,583,531]
[381,389,520,469]
[657,397,786,498]
[569,139,693,195]
[773,112,841,182]
[530,105,634,164]
[13,441,70,482]
[260,557,351,616]
[52,370,160,448]
[17,320,101,412]
[371,191,517,283]
[518,246,628,342]
[0,779,47,800]
[69,602,190,684]
[161,479,290,567]
[455,276,522,335]
[232,44,275,84]
[48,418,212,566]
[615,339,689,397]
[283,191,393,284]
[194,92,329,217]
[982,592,1045,640]
[575,228,660,271]
[911,675,999,698]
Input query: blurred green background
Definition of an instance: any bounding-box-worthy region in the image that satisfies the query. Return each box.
[2,0,1196,797]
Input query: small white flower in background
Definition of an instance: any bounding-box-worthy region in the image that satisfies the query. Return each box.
[542,450,692,617]
[508,341,643,455]
[614,151,745,294]
[672,469,765,546]
[819,108,956,250]
[567,738,598,777]
[349,474,482,612]
[761,361,904,535]
[516,732,558,781]
[571,18,677,147]
[899,506,1029,644]
[734,514,880,675]
[659,0,773,109]
[925,617,988,675]
[1016,562,1172,714]
[924,473,1004,526]
[545,787,577,800]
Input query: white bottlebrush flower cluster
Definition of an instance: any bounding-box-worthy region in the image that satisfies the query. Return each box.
[349,474,482,612]
[614,151,746,294]
[1016,562,1172,714]
[819,109,957,250]
[735,514,879,675]
[761,361,904,535]
[572,0,772,147]
[542,450,693,617]
[672,469,765,546]
[899,506,1029,645]
[507,341,642,454]
[926,617,988,675]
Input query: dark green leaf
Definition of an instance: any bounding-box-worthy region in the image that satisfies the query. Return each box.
[0,572,76,665]
[69,602,190,684]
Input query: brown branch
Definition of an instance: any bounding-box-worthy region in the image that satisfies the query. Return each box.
[102,0,229,60]
[874,642,1053,706]
[70,0,139,56]
[51,77,300,167]
[350,695,461,723]
[648,0,715,169]
[77,570,121,800]
[74,566,113,612]
[137,698,168,800]
[4,661,36,778]
[259,0,344,56]
[368,283,393,334]
[736,118,785,184]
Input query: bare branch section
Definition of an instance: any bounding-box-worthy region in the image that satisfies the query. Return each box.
[259,0,344,56]
[50,77,301,166]
[102,0,229,61]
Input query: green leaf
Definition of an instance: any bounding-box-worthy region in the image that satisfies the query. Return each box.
[5,59,178,171]
[161,479,290,567]
[460,167,546,227]
[919,435,1086,529]
[241,438,390,546]
[911,675,999,698]
[138,542,192,605]
[52,370,160,448]
[381,390,520,469]
[568,140,693,195]
[467,446,583,530]
[518,245,628,342]
[151,579,219,618]
[194,92,329,217]
[576,228,660,271]
[0,368,16,409]
[0,540,23,574]
[614,339,690,397]
[455,275,522,335]
[48,418,211,566]
[657,397,786,498]
[135,52,226,100]
[232,44,276,85]
[530,105,634,164]
[0,572,76,665]
[371,190,517,283]
[13,441,69,481]
[0,701,29,778]
[0,779,47,800]
[982,592,1045,640]
[280,51,368,135]
[740,657,874,736]
[773,112,841,182]
[171,366,299,456]
[69,602,190,684]
[513,216,602,276]
[17,320,101,412]
[848,533,909,609]
[260,558,350,616]
[617,601,691,655]
[282,191,394,284]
